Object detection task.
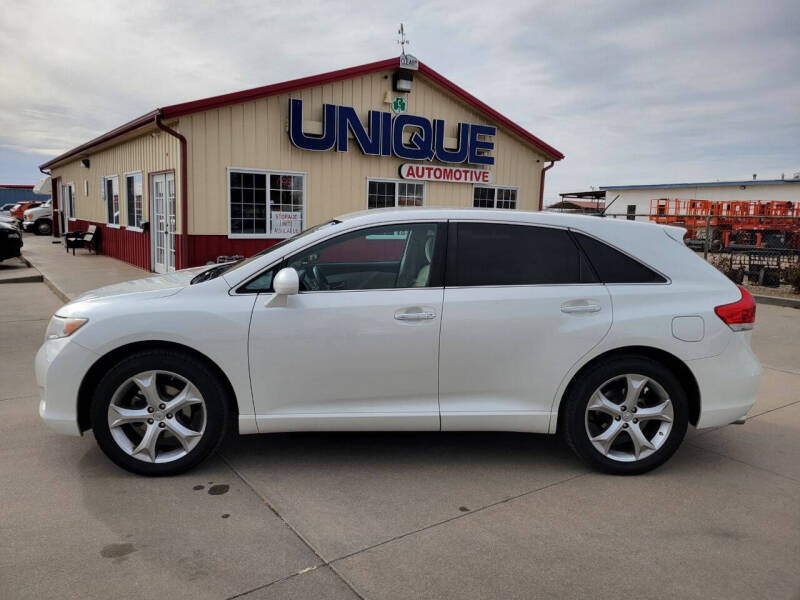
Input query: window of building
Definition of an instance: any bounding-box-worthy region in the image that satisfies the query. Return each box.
[572,232,666,283]
[626,204,636,221]
[287,223,442,291]
[102,175,120,225]
[367,179,425,209]
[472,186,518,209]
[453,223,596,286]
[229,169,305,237]
[83,180,89,197]
[125,172,143,229]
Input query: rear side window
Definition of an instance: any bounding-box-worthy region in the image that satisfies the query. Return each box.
[453,223,597,286]
[573,232,666,283]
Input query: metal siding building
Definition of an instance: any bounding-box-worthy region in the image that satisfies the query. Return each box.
[41,58,563,272]
[601,179,800,221]
[0,185,44,205]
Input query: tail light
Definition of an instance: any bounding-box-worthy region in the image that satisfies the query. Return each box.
[714,285,756,331]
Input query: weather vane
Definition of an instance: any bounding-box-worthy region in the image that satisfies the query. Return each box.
[397,23,409,56]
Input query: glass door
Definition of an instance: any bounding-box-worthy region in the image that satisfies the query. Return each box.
[149,173,175,273]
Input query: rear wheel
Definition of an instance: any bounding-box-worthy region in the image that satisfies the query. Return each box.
[91,349,229,476]
[562,356,688,475]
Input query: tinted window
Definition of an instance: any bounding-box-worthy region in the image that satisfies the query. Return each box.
[238,266,277,293]
[287,223,442,291]
[454,223,596,286]
[573,232,666,283]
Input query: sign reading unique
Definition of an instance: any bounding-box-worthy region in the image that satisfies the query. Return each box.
[399,163,492,184]
[288,99,495,166]
[271,211,302,235]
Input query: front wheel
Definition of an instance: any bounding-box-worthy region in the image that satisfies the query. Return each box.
[562,356,688,475]
[91,349,229,476]
[35,219,52,235]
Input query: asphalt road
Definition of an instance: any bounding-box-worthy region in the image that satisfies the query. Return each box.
[1,281,798,599]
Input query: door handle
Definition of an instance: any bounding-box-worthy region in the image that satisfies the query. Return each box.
[561,303,601,314]
[395,311,436,321]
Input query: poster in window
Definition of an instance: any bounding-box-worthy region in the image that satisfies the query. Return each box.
[271,211,301,235]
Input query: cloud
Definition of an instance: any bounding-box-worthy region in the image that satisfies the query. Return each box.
[0,0,797,196]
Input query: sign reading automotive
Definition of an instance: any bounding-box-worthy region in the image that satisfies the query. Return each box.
[399,163,492,184]
[288,99,496,166]
[271,211,302,235]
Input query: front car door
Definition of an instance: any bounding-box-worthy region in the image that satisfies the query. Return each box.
[247,221,446,432]
[438,221,612,433]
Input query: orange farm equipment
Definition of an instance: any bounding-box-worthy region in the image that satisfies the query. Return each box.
[650,198,800,251]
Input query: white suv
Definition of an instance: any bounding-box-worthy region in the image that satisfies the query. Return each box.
[36,208,761,476]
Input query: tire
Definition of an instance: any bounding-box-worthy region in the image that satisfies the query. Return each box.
[561,355,688,475]
[91,349,229,476]
[35,219,52,235]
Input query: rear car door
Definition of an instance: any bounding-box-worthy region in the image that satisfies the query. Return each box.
[247,221,446,431]
[438,221,612,433]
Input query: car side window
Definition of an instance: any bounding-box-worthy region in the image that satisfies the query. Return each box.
[286,223,442,291]
[453,222,597,286]
[238,265,279,293]
[572,232,666,284]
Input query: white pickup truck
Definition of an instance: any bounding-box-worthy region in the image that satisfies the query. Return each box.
[22,199,53,235]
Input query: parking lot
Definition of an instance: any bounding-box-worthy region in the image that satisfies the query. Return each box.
[1,275,798,599]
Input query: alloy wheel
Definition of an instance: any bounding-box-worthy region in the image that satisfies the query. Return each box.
[584,373,674,462]
[106,370,207,463]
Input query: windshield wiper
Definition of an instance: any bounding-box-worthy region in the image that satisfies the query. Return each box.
[190,260,241,284]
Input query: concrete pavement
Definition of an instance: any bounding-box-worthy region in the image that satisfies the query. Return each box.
[20,233,146,301]
[0,263,798,598]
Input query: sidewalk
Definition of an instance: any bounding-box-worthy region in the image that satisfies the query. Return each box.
[20,233,147,301]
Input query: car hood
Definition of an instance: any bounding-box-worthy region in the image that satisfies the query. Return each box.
[70,266,211,303]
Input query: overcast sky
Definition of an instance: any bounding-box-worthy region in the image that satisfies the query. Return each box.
[1,0,798,204]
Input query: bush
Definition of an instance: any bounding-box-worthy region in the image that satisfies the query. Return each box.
[708,254,744,284]
[786,261,800,293]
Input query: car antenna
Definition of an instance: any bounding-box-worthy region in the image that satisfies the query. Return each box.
[600,194,620,217]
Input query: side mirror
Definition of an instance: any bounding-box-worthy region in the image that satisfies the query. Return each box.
[266,267,299,307]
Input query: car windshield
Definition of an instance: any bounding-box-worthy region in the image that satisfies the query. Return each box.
[190,220,340,284]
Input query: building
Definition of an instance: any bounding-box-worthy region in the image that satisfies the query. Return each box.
[601,176,800,221]
[0,184,47,207]
[547,190,605,214]
[39,56,563,273]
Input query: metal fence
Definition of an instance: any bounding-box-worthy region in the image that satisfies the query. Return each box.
[610,213,800,295]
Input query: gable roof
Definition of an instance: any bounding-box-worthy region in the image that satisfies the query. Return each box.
[40,57,563,170]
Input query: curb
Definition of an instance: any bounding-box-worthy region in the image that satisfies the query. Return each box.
[20,252,72,303]
[752,294,800,309]
[0,273,44,284]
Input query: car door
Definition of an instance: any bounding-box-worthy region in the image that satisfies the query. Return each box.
[438,221,612,433]
[247,221,446,432]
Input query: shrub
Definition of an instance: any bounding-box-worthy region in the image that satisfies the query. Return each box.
[708,254,743,284]
[786,261,800,294]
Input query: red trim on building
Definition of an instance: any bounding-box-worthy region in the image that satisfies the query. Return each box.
[188,236,281,267]
[70,219,151,271]
[0,184,35,189]
[39,58,563,171]
[39,110,160,170]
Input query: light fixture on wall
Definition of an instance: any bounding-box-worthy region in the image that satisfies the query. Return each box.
[393,70,413,93]
[81,158,90,168]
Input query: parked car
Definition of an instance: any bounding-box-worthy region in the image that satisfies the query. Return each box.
[0,219,23,261]
[36,208,761,476]
[0,202,18,216]
[10,201,42,223]
[22,199,53,235]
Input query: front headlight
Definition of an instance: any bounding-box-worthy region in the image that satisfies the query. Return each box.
[45,315,88,340]
[26,214,33,220]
